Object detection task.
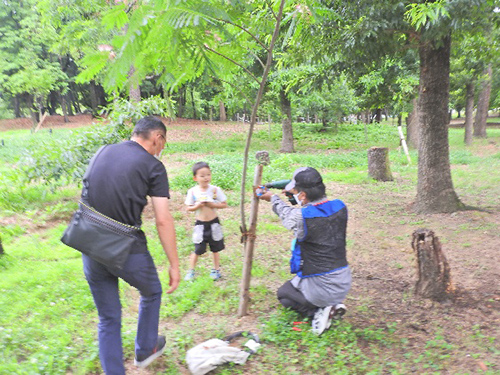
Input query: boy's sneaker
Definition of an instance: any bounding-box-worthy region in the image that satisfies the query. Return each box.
[184,269,195,281]
[209,269,221,280]
[134,335,166,368]
[311,305,333,335]
[327,304,347,329]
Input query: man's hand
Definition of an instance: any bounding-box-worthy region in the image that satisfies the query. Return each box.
[166,266,180,294]
[258,191,273,202]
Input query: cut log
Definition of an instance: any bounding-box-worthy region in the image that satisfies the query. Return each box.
[368,147,393,181]
[411,229,454,302]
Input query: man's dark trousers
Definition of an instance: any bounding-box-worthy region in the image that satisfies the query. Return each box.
[83,252,163,375]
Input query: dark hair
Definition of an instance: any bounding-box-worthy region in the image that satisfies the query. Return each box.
[132,116,166,138]
[192,161,210,176]
[296,183,326,202]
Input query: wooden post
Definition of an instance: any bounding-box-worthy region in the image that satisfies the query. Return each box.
[367,147,393,181]
[34,111,48,133]
[238,151,269,317]
[397,114,411,164]
[411,229,454,302]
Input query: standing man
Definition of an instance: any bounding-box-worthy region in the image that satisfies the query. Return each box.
[81,116,180,374]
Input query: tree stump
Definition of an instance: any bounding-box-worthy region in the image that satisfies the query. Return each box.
[411,229,454,301]
[368,147,393,181]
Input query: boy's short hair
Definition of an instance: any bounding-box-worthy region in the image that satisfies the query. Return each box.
[286,167,326,201]
[192,161,210,176]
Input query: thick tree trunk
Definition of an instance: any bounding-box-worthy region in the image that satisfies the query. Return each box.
[60,93,69,122]
[406,97,419,149]
[219,101,226,122]
[48,91,58,115]
[89,80,99,113]
[177,86,186,118]
[464,82,474,146]
[279,88,294,153]
[368,147,393,181]
[374,108,382,123]
[412,229,454,302]
[13,95,21,118]
[0,237,4,255]
[414,35,463,213]
[473,65,492,138]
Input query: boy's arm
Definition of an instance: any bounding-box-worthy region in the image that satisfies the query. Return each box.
[205,201,227,209]
[205,186,228,209]
[186,202,204,211]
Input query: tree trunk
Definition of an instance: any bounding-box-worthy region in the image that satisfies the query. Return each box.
[60,92,69,123]
[411,229,454,302]
[464,82,474,146]
[191,87,197,119]
[0,236,4,255]
[129,67,141,103]
[28,94,38,129]
[48,91,58,115]
[13,95,21,118]
[473,64,492,138]
[406,97,419,149]
[89,80,99,113]
[178,86,186,118]
[219,101,226,122]
[279,88,294,153]
[414,35,463,214]
[375,108,382,123]
[367,147,393,181]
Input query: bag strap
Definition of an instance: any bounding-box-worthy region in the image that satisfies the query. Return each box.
[82,145,108,201]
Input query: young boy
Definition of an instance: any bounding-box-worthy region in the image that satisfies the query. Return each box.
[184,162,228,281]
[258,167,351,335]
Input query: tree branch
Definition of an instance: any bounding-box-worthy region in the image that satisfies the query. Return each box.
[204,45,261,84]
[218,19,270,53]
[265,0,278,21]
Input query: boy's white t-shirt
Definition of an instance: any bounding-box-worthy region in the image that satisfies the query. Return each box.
[185,184,227,206]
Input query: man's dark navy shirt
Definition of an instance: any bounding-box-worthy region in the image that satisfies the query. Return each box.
[85,141,170,230]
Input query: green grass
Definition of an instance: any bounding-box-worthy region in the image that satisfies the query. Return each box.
[1,122,499,373]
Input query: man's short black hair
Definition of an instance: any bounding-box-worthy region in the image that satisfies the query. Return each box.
[192,161,210,176]
[132,116,166,138]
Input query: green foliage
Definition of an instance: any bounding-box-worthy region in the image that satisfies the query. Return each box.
[20,96,173,187]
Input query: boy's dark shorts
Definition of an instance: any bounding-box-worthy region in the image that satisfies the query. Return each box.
[192,217,225,255]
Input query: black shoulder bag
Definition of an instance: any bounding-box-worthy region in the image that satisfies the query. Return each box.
[61,146,140,269]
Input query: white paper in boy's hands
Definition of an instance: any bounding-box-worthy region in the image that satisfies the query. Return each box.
[244,339,261,352]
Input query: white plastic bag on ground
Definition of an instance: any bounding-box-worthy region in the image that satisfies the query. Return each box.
[185,338,250,375]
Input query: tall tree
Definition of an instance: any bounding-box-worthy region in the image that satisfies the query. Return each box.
[312,0,497,213]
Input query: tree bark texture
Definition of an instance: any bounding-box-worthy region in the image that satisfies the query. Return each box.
[414,35,462,213]
[219,101,226,122]
[411,229,454,302]
[128,67,141,103]
[464,82,474,146]
[473,64,492,138]
[238,164,263,317]
[280,88,294,153]
[368,147,393,181]
[406,97,419,148]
